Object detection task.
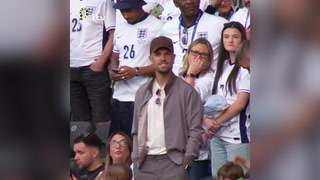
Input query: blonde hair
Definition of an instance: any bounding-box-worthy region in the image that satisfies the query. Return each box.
[179,38,214,77]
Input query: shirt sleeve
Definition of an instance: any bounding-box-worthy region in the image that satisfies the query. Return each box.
[238,67,250,93]
[102,0,116,31]
[194,71,215,103]
[184,86,205,165]
[112,29,119,53]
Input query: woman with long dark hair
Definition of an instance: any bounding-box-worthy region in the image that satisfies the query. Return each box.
[204,21,250,179]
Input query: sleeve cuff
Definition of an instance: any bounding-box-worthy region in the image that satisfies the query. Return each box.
[183,156,194,166]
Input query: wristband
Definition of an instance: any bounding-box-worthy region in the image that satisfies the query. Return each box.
[135,67,141,76]
[185,73,196,78]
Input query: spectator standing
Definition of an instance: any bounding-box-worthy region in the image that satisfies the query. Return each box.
[160,0,227,75]
[230,0,250,39]
[216,0,238,20]
[204,21,250,179]
[179,38,215,179]
[70,0,116,128]
[109,0,162,137]
[132,36,204,179]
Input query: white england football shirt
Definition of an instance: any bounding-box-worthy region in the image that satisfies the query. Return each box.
[215,59,250,144]
[113,14,163,101]
[230,7,250,28]
[159,0,211,23]
[70,0,116,67]
[161,11,227,75]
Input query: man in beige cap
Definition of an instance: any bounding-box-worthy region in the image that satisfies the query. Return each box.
[131,36,204,179]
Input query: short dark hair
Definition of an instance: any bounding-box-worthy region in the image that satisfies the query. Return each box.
[74,132,102,149]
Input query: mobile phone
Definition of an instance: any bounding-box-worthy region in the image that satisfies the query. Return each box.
[150,4,164,18]
[111,68,121,73]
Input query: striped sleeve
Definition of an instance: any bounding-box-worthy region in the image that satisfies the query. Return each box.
[103,0,116,31]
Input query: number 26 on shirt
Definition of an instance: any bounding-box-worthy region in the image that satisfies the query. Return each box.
[123,45,135,59]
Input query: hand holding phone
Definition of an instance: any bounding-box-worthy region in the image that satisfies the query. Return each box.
[150,4,164,18]
[111,68,121,73]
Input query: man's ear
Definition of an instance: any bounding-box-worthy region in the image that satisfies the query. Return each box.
[92,148,100,158]
[149,55,153,64]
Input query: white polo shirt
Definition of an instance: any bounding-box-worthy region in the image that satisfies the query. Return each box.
[146,80,167,155]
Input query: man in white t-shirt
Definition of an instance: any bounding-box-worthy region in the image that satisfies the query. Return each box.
[70,0,116,128]
[159,0,211,23]
[109,0,162,138]
[160,0,227,76]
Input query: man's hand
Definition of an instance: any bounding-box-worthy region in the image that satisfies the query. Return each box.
[89,58,105,72]
[234,155,250,170]
[111,65,136,81]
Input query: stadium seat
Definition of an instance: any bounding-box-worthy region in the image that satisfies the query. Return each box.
[95,121,111,161]
[70,121,91,150]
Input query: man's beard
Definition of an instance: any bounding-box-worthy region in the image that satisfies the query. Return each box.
[156,67,172,75]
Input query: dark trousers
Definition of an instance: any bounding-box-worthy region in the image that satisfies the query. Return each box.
[134,155,189,180]
[109,99,134,138]
[189,159,212,180]
[70,66,111,122]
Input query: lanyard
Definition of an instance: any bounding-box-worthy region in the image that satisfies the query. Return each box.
[178,11,202,49]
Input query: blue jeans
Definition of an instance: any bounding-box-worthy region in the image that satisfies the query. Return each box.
[210,137,250,180]
[109,99,134,138]
[189,159,212,180]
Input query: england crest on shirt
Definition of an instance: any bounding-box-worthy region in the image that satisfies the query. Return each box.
[86,6,96,15]
[198,32,208,39]
[137,28,148,44]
